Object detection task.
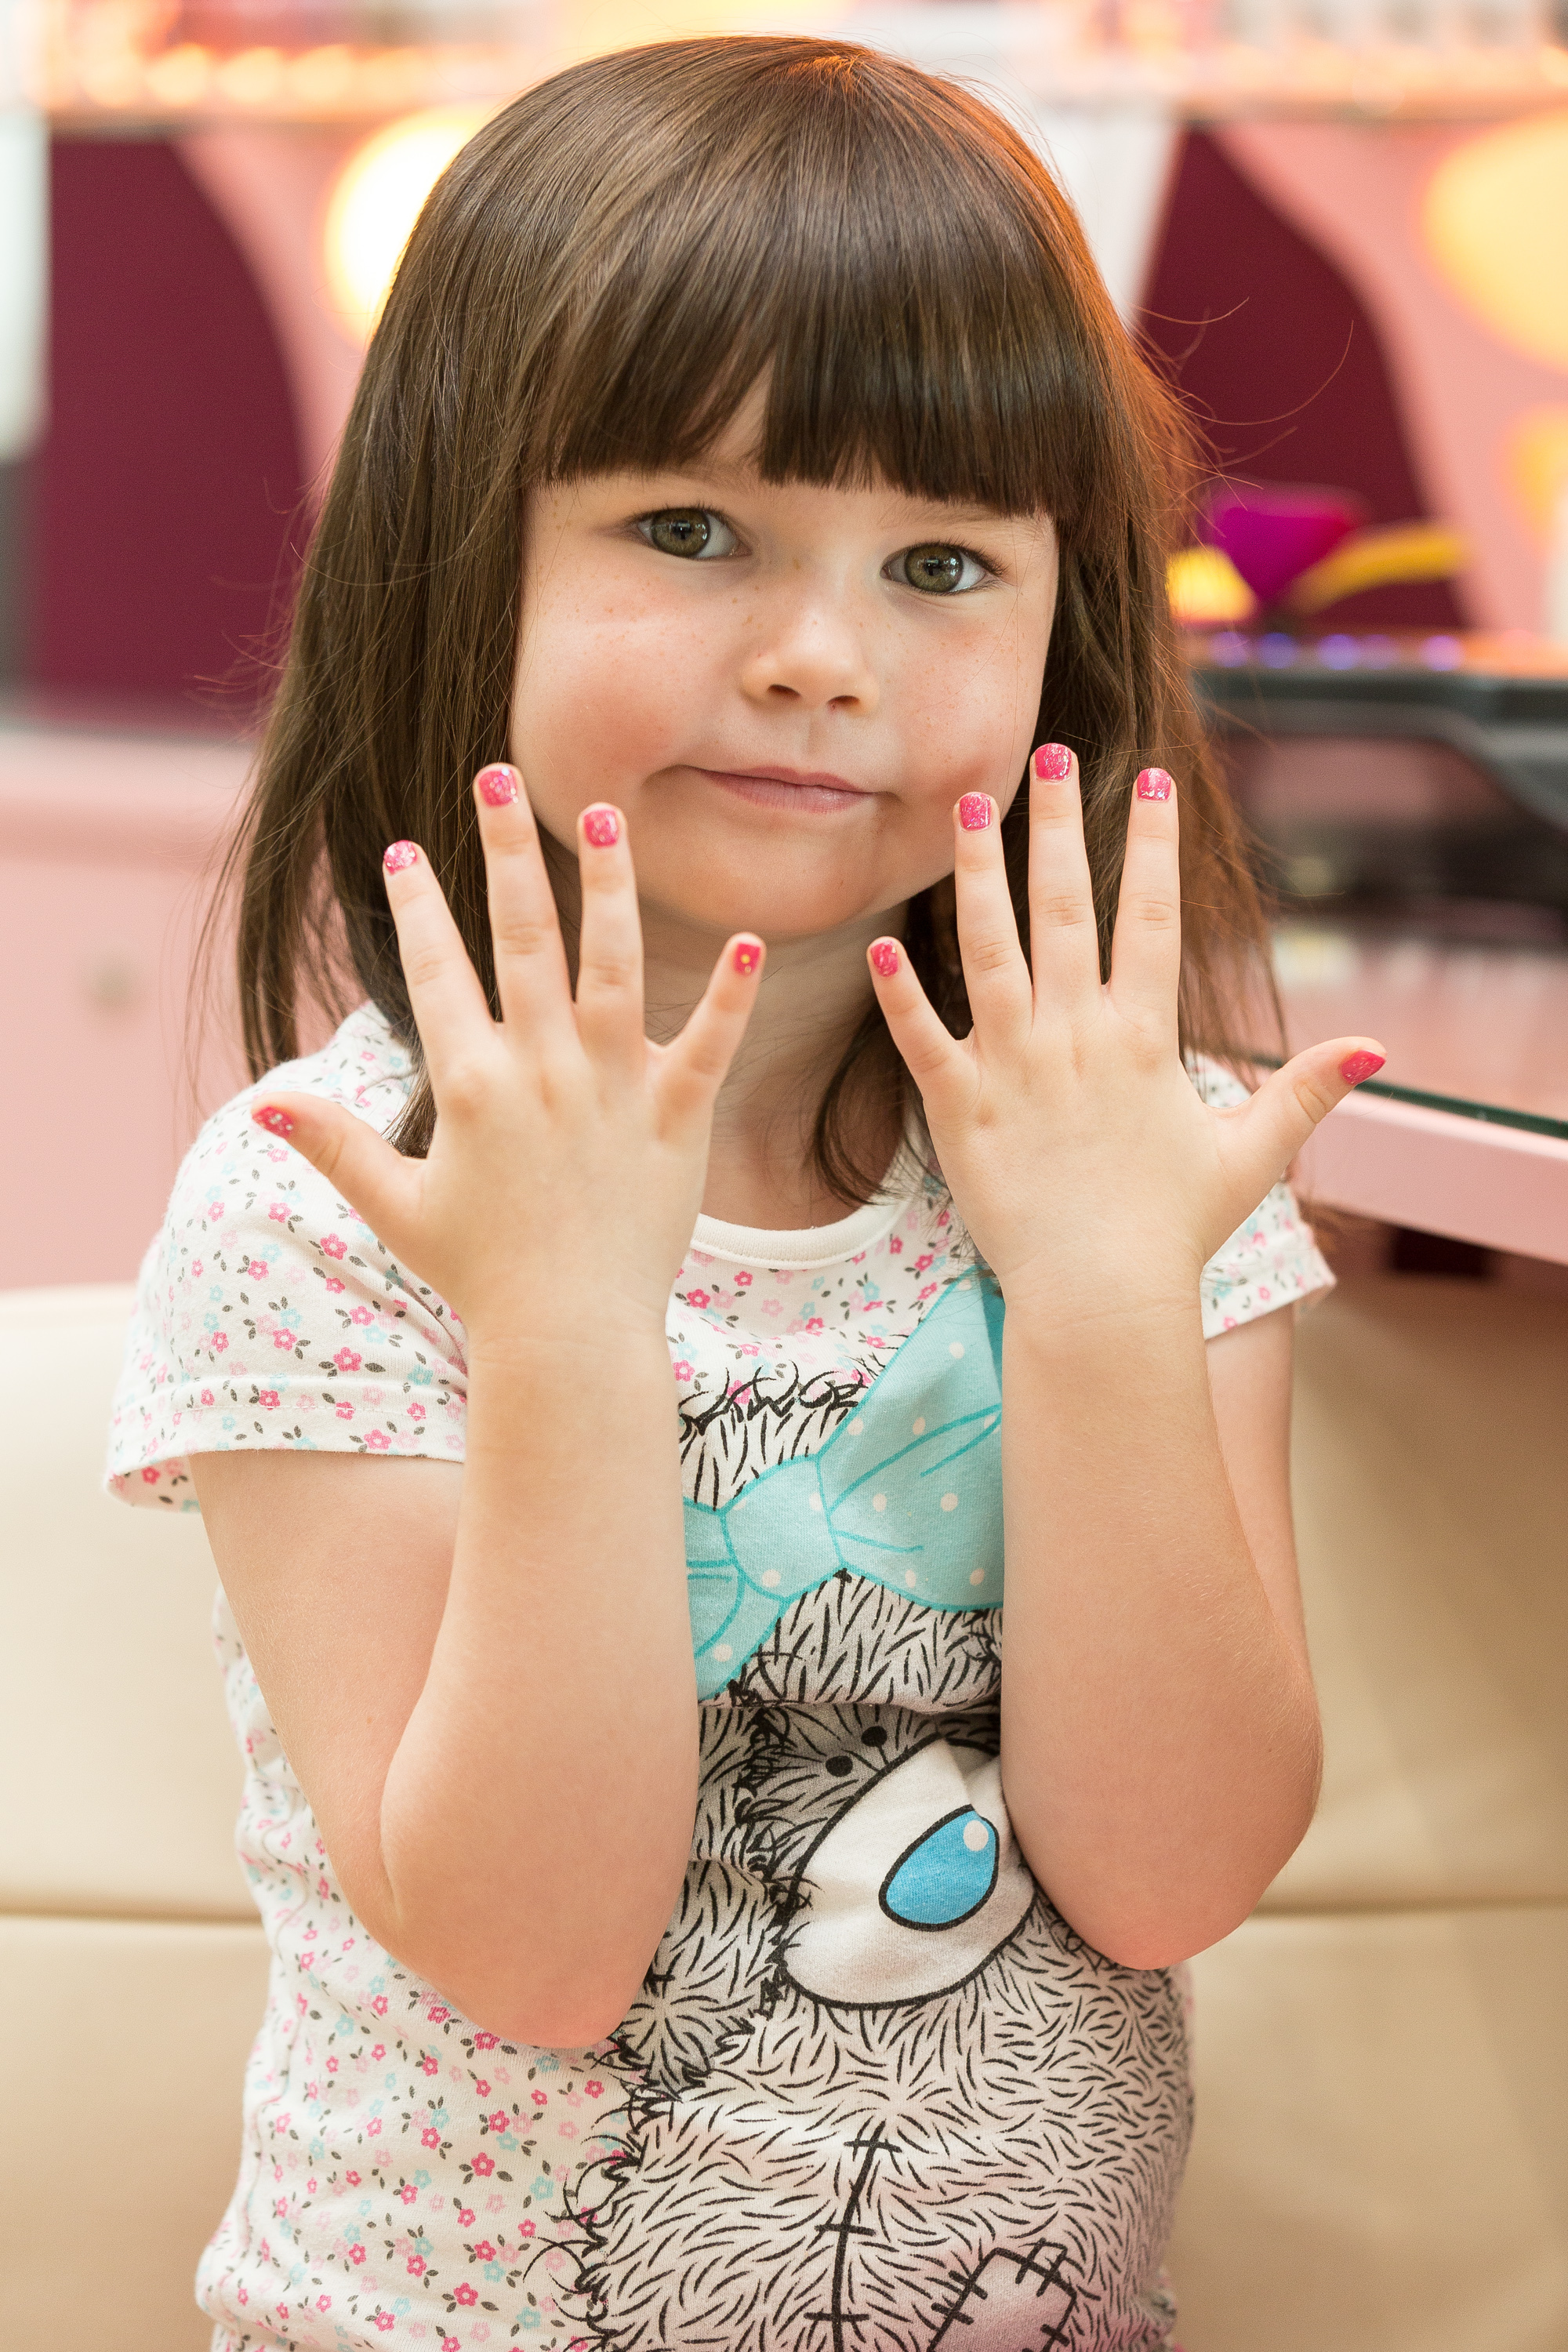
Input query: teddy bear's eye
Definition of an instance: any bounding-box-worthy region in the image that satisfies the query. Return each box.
[782,1739,1035,2009]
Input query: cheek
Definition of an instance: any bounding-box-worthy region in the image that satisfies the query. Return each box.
[510,584,710,789]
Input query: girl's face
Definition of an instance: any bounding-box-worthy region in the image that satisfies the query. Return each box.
[510,399,1058,956]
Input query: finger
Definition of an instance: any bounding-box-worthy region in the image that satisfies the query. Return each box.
[1025,743,1102,1014]
[1219,1038,1388,1214]
[474,764,574,1047]
[658,934,767,1128]
[1107,765,1181,1036]
[952,791,1031,1040]
[572,803,645,1073]
[249,1094,422,1264]
[866,935,967,1110]
[380,839,495,1080]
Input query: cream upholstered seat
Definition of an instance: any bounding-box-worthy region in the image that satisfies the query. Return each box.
[2,1276,1564,2350]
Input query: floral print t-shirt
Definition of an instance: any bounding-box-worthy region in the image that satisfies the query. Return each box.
[108,1003,1330,2352]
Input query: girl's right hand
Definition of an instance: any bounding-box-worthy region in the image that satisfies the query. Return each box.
[249,764,765,1352]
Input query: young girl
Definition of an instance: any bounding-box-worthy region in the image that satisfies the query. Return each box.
[111,37,1382,2352]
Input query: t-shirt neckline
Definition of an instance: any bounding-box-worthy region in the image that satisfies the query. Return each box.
[691,1168,927,1272]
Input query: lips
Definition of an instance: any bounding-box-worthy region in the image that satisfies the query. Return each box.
[698,765,870,814]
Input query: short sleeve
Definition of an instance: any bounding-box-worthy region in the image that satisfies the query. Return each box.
[107,1005,467,1511]
[1190,1057,1335,1340]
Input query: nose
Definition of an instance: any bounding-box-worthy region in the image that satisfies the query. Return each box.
[738,584,880,715]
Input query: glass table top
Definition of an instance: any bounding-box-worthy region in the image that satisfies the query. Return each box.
[1271,919,1568,1141]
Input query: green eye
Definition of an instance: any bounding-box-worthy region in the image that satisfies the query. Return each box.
[898,544,985,594]
[641,509,736,560]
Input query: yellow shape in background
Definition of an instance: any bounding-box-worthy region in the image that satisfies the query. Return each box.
[1167,546,1256,626]
[1423,111,1568,372]
[1504,408,1568,544]
[1287,521,1468,615]
[323,106,493,343]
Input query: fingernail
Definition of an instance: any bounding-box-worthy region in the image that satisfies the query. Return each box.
[1340,1050,1385,1085]
[583,804,620,848]
[252,1104,295,1138]
[957,793,992,832]
[1136,768,1174,801]
[477,764,519,808]
[383,840,419,873]
[870,939,900,977]
[732,938,762,977]
[1033,742,1072,782]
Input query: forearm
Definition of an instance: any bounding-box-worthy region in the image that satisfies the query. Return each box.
[378,1327,698,2041]
[1000,1300,1320,1968]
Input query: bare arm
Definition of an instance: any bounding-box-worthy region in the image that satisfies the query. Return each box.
[869,744,1375,1969]
[204,768,764,2047]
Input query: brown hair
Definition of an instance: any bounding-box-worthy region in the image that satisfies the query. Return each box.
[230,34,1272,1199]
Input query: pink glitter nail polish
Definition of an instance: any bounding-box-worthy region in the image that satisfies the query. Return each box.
[477,764,519,807]
[1033,742,1072,781]
[957,793,992,831]
[732,938,762,977]
[583,805,621,848]
[1136,768,1174,801]
[252,1104,295,1138]
[383,840,419,872]
[1340,1050,1385,1085]
[870,940,900,977]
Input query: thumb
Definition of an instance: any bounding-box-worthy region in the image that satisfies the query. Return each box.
[249,1094,420,1259]
[1222,1039,1387,1212]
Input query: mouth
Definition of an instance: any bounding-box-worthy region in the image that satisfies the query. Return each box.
[697,766,872,815]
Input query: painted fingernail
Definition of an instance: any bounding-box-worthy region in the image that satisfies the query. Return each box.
[732,938,763,977]
[252,1104,295,1138]
[957,793,993,831]
[476,764,519,807]
[870,939,900,977]
[583,804,620,848]
[383,840,419,872]
[1340,1050,1385,1085]
[1033,742,1073,782]
[1136,768,1174,801]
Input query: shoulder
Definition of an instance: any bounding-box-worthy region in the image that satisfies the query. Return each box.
[107,1007,466,1510]
[1187,1054,1336,1339]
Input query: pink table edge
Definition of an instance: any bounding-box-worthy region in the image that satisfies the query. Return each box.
[1297,1087,1568,1266]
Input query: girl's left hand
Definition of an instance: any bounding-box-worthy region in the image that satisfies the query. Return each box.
[868,746,1385,1323]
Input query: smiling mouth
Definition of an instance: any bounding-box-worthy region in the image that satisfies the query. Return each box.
[699,766,871,815]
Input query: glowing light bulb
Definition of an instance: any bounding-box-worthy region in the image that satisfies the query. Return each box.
[1423,109,1568,372]
[323,106,492,342]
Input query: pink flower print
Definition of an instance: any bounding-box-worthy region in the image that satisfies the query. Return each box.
[372,1997,388,2016]
[208,1203,224,1222]
[1224,1314,1237,1329]
[374,2312,395,2332]
[428,2003,450,2023]
[350,2245,368,2266]
[888,1236,903,1254]
[259,1389,279,1410]
[913,1253,934,1272]
[401,2184,419,2208]
[474,2079,489,2096]
[559,2122,578,2138]
[326,2056,339,2074]
[762,1301,779,1316]
[322,1234,347,1259]
[455,2285,479,2307]
[734,1270,753,1287]
[531,2089,547,2107]
[335,1346,362,1373]
[473,2032,497,2050]
[347,2169,362,2186]
[470,2154,495,2177]
[350,1305,375,1325]
[365,1429,391,1450]
[367,2118,383,2137]
[408,1402,426,1419]
[519,2220,536,2238]
[318,2296,332,2313]
[372,2043,386,2060]
[269,1203,289,1223]
[458,2207,475,2227]
[804,1316,824,1334]
[270,1327,296,1352]
[918,1283,938,1301]
[192,1259,204,1278]
[200,1387,216,1406]
[212,1331,229,1353]
[487,2109,507,2131]
[685,1287,710,1309]
[325,1276,347,1294]
[585,2080,603,2097]
[421,2055,440,2076]
[336,1403,354,1420]
[672,1360,693,1382]
[247,1258,268,1281]
[1259,1285,1272,1301]
[441,2337,461,2352]
[473,2241,496,2262]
